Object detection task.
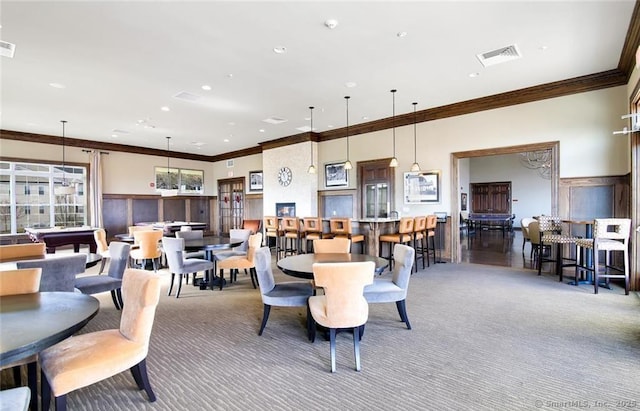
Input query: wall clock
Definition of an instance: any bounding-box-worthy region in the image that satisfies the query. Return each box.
[277,166,292,186]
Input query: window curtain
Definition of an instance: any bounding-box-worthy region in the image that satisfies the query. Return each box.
[88,151,103,227]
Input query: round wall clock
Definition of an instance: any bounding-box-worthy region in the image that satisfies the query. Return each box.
[277,166,292,186]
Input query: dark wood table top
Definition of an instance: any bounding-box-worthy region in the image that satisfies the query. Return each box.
[0,292,99,367]
[182,236,244,252]
[277,253,389,279]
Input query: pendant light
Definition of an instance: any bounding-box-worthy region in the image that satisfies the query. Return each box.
[410,102,421,172]
[54,120,76,195]
[389,89,399,168]
[161,136,178,197]
[344,96,353,170]
[307,106,316,174]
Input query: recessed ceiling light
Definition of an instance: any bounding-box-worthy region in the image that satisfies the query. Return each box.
[469,72,480,78]
[227,74,234,79]
[49,82,66,89]
[345,81,357,88]
[223,138,229,143]
[327,125,334,128]
[111,134,118,138]
[191,141,205,147]
[362,116,369,120]
[259,129,265,133]
[324,19,338,29]
[397,31,408,38]
[539,46,548,51]
[201,84,212,91]
[273,46,287,54]
[161,106,170,112]
[228,122,235,126]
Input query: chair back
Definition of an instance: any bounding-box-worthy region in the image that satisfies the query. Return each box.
[537,215,563,233]
[16,254,87,292]
[229,229,252,252]
[281,217,300,233]
[242,219,262,234]
[398,217,415,234]
[302,217,323,233]
[162,237,185,271]
[392,244,415,293]
[133,230,163,257]
[254,247,276,296]
[175,230,204,241]
[246,233,263,263]
[313,238,351,254]
[426,215,437,231]
[119,269,161,350]
[0,243,46,263]
[413,216,427,232]
[93,229,109,254]
[528,221,541,245]
[520,217,534,240]
[0,268,42,296]
[107,242,131,280]
[264,216,279,232]
[594,218,631,242]
[329,218,352,235]
[312,261,374,328]
[128,225,154,237]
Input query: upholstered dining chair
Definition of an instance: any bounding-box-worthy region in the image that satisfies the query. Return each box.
[40,269,162,411]
[162,236,214,298]
[0,242,46,263]
[574,218,632,294]
[253,247,313,336]
[520,217,535,257]
[0,268,41,411]
[93,228,110,274]
[308,261,374,372]
[242,219,262,235]
[312,238,351,254]
[0,386,31,411]
[75,242,131,309]
[130,229,163,271]
[16,254,87,292]
[175,229,206,259]
[214,228,253,259]
[216,233,262,290]
[537,215,580,279]
[364,244,415,329]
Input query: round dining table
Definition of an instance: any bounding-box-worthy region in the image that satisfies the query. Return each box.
[276,253,389,279]
[182,236,245,289]
[0,292,99,367]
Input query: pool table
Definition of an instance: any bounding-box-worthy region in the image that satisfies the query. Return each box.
[24,227,98,254]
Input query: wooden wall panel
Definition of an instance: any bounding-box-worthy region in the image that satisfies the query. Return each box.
[164,199,186,222]
[103,198,127,240]
[132,199,159,224]
[189,198,210,227]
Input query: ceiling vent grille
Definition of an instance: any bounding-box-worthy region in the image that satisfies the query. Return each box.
[173,91,203,102]
[0,41,16,58]
[476,44,522,67]
[262,117,287,125]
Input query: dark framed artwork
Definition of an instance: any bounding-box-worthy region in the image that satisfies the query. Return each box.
[461,192,468,211]
[324,162,349,187]
[403,170,441,204]
[249,170,263,192]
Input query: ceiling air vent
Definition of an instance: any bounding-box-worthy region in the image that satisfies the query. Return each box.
[476,44,522,67]
[173,91,203,102]
[262,117,288,125]
[0,41,16,58]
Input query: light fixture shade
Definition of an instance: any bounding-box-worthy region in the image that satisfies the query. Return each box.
[344,160,353,170]
[54,184,76,196]
[160,188,179,197]
[307,164,316,174]
[389,157,399,168]
[410,162,421,172]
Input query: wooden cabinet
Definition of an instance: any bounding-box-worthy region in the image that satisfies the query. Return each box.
[470,182,511,214]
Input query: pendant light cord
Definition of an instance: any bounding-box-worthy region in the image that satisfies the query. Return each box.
[309,106,314,164]
[166,136,171,189]
[345,96,350,160]
[413,102,417,163]
[61,120,67,184]
[391,89,397,157]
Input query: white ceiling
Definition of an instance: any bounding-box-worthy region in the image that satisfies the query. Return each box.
[0,1,635,157]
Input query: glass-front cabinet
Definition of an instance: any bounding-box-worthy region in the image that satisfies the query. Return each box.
[365,183,389,218]
[358,159,394,219]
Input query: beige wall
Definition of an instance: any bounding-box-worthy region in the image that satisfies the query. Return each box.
[1,86,629,217]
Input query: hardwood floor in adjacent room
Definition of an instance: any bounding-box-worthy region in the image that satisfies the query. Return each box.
[460,228,537,271]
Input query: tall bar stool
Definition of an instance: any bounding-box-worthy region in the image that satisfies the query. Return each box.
[413,216,427,272]
[378,217,414,272]
[302,217,331,253]
[537,215,580,280]
[574,218,631,294]
[329,218,366,254]
[282,217,302,256]
[425,215,438,266]
[264,216,283,261]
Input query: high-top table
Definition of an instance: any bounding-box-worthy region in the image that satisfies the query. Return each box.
[277,253,389,280]
[0,292,99,367]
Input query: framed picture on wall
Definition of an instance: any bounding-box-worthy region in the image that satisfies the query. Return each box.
[325,162,349,187]
[403,170,440,204]
[461,192,468,211]
[249,170,263,192]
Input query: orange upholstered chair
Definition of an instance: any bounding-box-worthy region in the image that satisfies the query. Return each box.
[329,218,365,254]
[302,217,331,253]
[0,243,46,263]
[264,216,283,260]
[129,230,163,271]
[378,217,414,272]
[216,233,263,290]
[312,238,351,254]
[308,261,374,372]
[93,228,110,274]
[40,269,162,411]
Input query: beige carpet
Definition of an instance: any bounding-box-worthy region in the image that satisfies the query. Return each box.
[3,257,640,410]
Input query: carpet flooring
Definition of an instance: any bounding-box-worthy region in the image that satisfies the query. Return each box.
[3,257,639,410]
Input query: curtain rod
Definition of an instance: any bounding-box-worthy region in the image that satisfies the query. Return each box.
[82,149,109,155]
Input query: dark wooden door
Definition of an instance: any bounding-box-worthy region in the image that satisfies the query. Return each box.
[470,182,511,214]
[358,159,395,218]
[218,177,245,235]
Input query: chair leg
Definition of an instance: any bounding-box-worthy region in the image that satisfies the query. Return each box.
[176,274,183,298]
[27,361,37,411]
[167,273,175,296]
[250,268,257,289]
[12,365,21,385]
[258,304,271,335]
[98,258,108,274]
[308,305,316,343]
[395,299,412,330]
[41,369,52,411]
[593,245,600,294]
[219,269,224,290]
[116,288,124,309]
[329,328,337,373]
[353,326,362,371]
[130,359,156,402]
[55,396,67,411]
[110,290,121,309]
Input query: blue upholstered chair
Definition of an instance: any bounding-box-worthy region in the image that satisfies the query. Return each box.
[254,247,313,336]
[364,244,415,329]
[75,242,130,309]
[16,254,87,292]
